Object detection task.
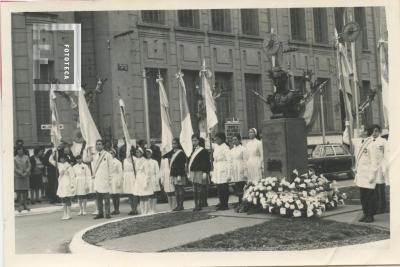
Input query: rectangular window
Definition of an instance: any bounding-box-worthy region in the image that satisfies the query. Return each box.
[211,9,231,32]
[35,62,54,143]
[214,72,234,132]
[146,68,168,139]
[334,7,346,34]
[313,8,328,44]
[245,74,263,131]
[141,10,166,25]
[241,9,259,35]
[181,70,201,134]
[178,10,200,28]
[290,8,306,41]
[354,7,368,49]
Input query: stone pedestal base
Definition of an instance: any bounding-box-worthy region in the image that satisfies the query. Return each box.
[262,118,308,182]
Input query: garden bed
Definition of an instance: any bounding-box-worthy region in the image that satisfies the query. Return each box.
[166,217,389,252]
[83,210,215,245]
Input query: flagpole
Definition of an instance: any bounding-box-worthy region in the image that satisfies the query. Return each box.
[349,15,360,138]
[177,69,183,123]
[142,69,151,147]
[319,85,326,144]
[337,43,354,153]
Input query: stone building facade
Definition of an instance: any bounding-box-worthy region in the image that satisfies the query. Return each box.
[12,7,387,147]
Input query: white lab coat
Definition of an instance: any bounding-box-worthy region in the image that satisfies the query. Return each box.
[211,143,232,184]
[89,150,113,193]
[110,158,123,194]
[230,145,248,183]
[123,158,136,195]
[371,136,387,184]
[73,163,91,196]
[245,138,264,184]
[354,137,380,189]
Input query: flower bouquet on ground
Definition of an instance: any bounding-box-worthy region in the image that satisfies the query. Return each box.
[236,169,347,218]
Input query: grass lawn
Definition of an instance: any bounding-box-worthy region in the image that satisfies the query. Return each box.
[83,210,215,245]
[166,217,389,252]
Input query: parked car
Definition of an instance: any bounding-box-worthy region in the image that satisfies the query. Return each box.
[308,143,354,179]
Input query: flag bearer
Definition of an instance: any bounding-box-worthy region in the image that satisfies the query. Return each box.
[133,147,153,215]
[109,149,123,215]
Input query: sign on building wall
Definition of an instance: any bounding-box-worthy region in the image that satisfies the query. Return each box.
[225,119,241,145]
[117,64,128,71]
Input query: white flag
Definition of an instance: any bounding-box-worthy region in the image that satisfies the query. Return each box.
[157,76,173,156]
[176,71,194,157]
[49,85,62,148]
[201,60,218,131]
[378,39,389,128]
[78,89,101,149]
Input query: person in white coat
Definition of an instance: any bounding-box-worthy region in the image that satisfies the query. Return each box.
[229,134,248,206]
[145,148,161,214]
[354,127,380,223]
[212,132,232,211]
[49,151,76,220]
[85,139,113,219]
[245,128,264,184]
[123,147,139,215]
[109,149,123,215]
[134,147,153,214]
[367,125,388,214]
[73,155,91,215]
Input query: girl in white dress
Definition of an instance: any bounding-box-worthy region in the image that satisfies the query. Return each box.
[133,147,153,215]
[73,155,91,215]
[110,149,123,215]
[245,128,264,184]
[211,132,232,210]
[230,134,248,205]
[123,147,139,215]
[145,148,161,214]
[49,151,76,220]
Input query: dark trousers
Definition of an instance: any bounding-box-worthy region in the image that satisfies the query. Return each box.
[97,192,111,216]
[175,185,185,208]
[360,187,376,218]
[111,194,120,212]
[217,183,229,208]
[47,176,59,203]
[375,183,387,214]
[234,181,246,203]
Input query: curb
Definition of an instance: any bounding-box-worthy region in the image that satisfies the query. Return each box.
[69,210,171,254]
[15,201,96,217]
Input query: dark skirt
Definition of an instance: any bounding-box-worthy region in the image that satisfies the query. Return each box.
[172,175,187,186]
[189,171,208,185]
[30,173,43,190]
[15,175,30,191]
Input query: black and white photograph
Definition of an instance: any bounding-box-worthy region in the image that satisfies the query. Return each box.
[1,0,400,266]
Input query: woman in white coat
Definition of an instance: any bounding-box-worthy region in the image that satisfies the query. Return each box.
[145,148,161,214]
[123,147,139,215]
[354,127,380,223]
[110,149,123,215]
[245,128,264,184]
[229,134,248,206]
[212,132,232,211]
[133,147,154,215]
[73,155,91,215]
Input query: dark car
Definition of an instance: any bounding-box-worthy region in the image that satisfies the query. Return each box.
[308,143,354,179]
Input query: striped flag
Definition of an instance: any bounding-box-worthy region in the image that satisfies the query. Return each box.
[119,98,133,159]
[301,80,328,128]
[78,89,101,149]
[49,85,62,148]
[200,59,218,131]
[176,70,193,157]
[378,39,389,128]
[157,75,173,156]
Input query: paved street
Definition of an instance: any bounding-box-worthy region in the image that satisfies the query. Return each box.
[15,178,354,254]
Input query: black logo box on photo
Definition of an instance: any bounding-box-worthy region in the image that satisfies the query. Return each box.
[32,23,81,92]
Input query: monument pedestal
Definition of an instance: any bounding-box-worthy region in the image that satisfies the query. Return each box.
[262,118,308,182]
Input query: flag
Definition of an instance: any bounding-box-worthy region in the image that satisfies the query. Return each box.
[157,75,173,156]
[378,39,389,128]
[301,80,327,128]
[176,71,193,157]
[49,85,62,148]
[200,60,218,131]
[78,89,101,149]
[119,98,133,159]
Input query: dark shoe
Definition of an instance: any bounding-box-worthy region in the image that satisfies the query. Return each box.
[105,214,111,219]
[111,211,120,215]
[358,215,367,222]
[128,211,136,215]
[193,207,201,212]
[215,203,221,208]
[36,200,42,203]
[94,214,104,219]
[23,205,30,211]
[364,216,374,223]
[17,206,23,213]
[216,206,229,211]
